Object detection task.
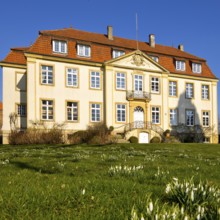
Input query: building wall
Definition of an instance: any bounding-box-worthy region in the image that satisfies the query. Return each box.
[1,54,218,144]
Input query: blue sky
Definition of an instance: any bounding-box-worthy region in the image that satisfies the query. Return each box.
[0,0,219,115]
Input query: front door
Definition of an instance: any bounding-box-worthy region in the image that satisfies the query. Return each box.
[134,106,144,128]
[139,132,149,143]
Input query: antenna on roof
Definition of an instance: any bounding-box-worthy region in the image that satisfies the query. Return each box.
[136,13,139,50]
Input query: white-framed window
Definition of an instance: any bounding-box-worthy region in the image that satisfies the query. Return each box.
[202,111,209,127]
[91,103,101,122]
[176,60,185,71]
[112,50,125,58]
[192,63,202,73]
[77,44,91,57]
[152,107,160,124]
[150,56,159,62]
[203,137,210,143]
[170,109,178,126]
[90,71,101,89]
[116,72,126,90]
[151,77,159,93]
[116,104,126,122]
[66,68,78,87]
[202,85,209,100]
[41,100,53,120]
[169,81,177,96]
[17,104,26,117]
[41,65,53,85]
[67,102,78,121]
[52,40,67,54]
[186,110,194,126]
[186,83,193,98]
[134,75,143,91]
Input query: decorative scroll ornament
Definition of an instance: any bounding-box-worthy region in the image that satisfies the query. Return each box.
[132,53,144,66]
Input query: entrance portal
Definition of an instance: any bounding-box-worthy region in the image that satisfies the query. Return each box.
[133,106,144,128]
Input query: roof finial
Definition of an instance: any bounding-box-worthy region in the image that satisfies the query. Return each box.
[136,13,139,50]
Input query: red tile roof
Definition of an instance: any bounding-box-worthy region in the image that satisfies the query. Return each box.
[1,27,217,79]
[2,47,28,66]
[0,102,2,110]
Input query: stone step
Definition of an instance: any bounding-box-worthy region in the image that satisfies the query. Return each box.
[117,139,130,144]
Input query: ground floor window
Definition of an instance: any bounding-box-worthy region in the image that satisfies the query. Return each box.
[202,111,209,127]
[116,104,126,122]
[186,110,194,126]
[41,100,53,120]
[17,104,26,117]
[67,102,78,121]
[91,103,101,122]
[170,109,178,126]
[152,107,160,124]
[203,137,210,143]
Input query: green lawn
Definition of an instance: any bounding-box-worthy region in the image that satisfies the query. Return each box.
[0,143,219,219]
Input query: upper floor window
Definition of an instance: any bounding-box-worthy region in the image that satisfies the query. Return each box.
[41,65,53,85]
[116,104,126,122]
[66,68,78,87]
[67,102,78,122]
[169,81,177,96]
[17,104,26,117]
[202,85,209,100]
[151,77,159,93]
[52,40,67,54]
[176,60,185,71]
[186,110,194,126]
[186,83,194,99]
[192,63,202,73]
[134,75,143,91]
[90,71,101,89]
[112,50,125,58]
[150,56,159,62]
[77,44,91,57]
[41,100,53,120]
[116,72,126,90]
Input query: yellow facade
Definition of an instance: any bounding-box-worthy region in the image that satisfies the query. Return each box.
[1,50,219,144]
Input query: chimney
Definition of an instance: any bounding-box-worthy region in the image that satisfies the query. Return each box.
[149,34,155,48]
[178,44,184,51]
[107,26,113,40]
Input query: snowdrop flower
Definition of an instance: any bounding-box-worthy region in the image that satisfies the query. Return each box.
[82,189,85,195]
[149,202,153,212]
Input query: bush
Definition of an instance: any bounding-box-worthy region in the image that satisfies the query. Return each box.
[8,127,64,145]
[68,130,89,144]
[163,129,170,137]
[87,135,104,145]
[150,136,161,143]
[129,136,138,143]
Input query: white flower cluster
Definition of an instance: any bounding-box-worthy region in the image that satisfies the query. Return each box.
[108,165,144,176]
[131,178,220,220]
[0,159,9,165]
[154,167,169,179]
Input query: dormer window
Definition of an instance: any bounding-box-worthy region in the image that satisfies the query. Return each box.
[52,40,67,54]
[112,50,125,58]
[192,63,202,73]
[176,60,185,71]
[150,56,159,62]
[77,44,91,57]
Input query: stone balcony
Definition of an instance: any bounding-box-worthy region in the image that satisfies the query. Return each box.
[126,90,151,101]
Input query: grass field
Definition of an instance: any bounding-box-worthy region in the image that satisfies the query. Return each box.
[0,143,219,219]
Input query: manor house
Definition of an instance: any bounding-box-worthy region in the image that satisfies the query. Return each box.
[0,26,218,143]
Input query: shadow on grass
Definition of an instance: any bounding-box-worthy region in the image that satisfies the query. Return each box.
[10,161,61,174]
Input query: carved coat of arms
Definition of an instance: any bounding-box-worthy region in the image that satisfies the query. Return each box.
[132,53,144,66]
